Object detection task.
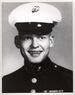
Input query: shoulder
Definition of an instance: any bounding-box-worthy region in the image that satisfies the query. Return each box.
[2,66,26,93]
[58,65,72,77]
[55,64,72,77]
[2,66,25,80]
[45,58,73,77]
[50,62,73,78]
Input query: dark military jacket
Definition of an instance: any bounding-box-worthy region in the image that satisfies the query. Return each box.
[2,57,73,93]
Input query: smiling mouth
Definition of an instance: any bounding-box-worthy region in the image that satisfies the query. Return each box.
[28,50,42,57]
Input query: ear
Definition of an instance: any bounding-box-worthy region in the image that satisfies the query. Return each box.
[15,36,20,48]
[49,36,54,48]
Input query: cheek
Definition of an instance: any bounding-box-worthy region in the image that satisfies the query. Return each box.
[21,40,32,50]
[41,39,50,50]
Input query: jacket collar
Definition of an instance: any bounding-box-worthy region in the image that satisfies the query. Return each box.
[24,57,54,74]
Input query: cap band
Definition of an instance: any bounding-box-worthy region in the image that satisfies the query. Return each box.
[15,22,57,35]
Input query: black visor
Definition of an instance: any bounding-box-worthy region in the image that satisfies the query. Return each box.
[15,22,57,36]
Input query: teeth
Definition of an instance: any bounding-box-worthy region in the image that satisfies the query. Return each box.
[28,51,42,53]
[28,51,42,57]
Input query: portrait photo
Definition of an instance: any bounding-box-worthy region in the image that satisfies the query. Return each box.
[2,1,73,93]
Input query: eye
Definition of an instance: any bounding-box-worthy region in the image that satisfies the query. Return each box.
[39,36,46,39]
[25,36,31,40]
[22,35,32,40]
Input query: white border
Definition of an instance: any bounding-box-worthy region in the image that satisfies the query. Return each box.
[0,0,75,95]
[0,0,74,2]
[0,0,2,95]
[73,0,75,94]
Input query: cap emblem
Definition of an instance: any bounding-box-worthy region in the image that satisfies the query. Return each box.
[32,6,40,13]
[37,24,42,27]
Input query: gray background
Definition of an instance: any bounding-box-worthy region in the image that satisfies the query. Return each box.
[2,2,73,75]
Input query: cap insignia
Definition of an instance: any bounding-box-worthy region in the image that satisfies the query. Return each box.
[32,6,40,13]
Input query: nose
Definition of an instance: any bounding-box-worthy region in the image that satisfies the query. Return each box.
[31,37,39,48]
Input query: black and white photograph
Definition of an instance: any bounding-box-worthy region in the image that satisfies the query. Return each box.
[1,0,73,94]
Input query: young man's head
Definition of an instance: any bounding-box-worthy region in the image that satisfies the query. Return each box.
[15,32,54,63]
[8,3,62,63]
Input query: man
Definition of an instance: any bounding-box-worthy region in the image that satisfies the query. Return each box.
[2,3,73,93]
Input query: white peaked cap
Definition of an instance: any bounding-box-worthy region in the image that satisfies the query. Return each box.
[8,3,62,28]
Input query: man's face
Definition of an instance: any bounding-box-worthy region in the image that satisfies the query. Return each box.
[20,34,53,63]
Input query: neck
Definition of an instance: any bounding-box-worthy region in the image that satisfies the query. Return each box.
[24,57,52,74]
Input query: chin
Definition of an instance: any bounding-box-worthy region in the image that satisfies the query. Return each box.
[27,56,45,63]
[29,58,43,63]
